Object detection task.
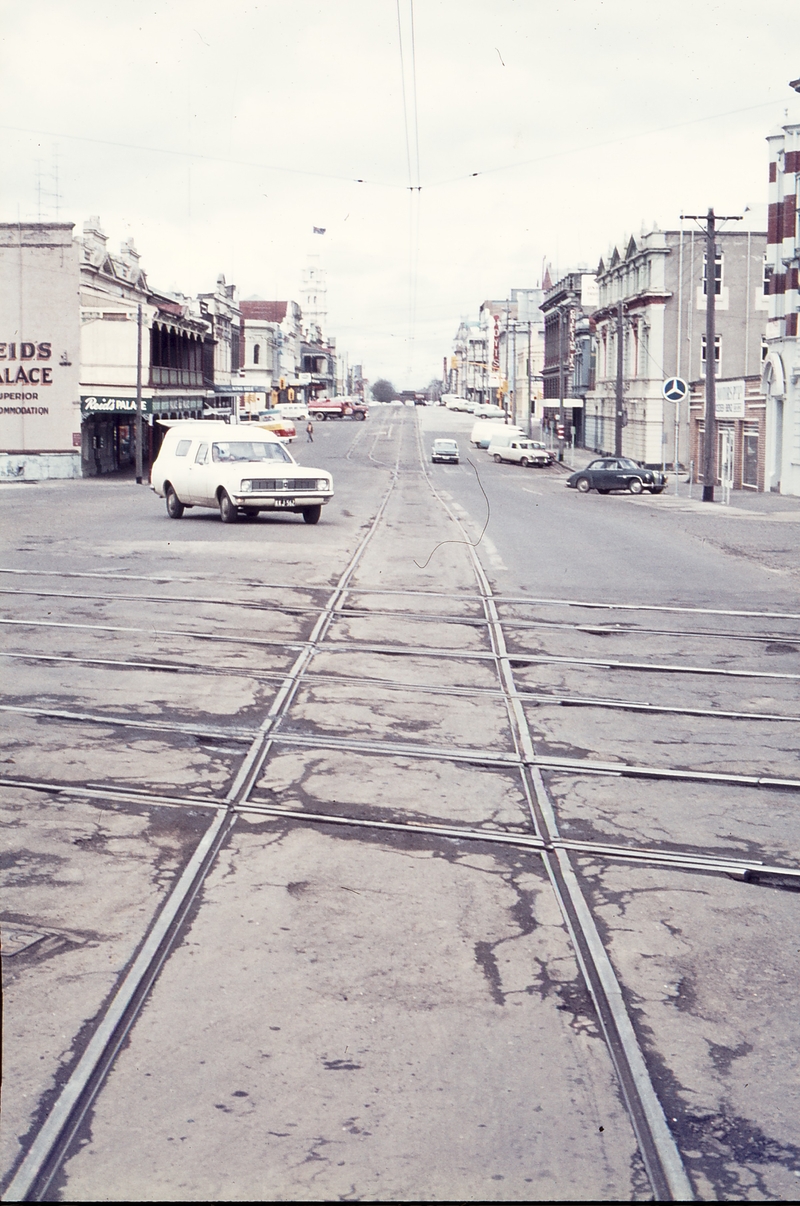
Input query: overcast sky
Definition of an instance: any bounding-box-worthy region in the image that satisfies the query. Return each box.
[2,0,799,388]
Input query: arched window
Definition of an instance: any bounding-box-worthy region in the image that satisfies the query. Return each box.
[253,344,260,364]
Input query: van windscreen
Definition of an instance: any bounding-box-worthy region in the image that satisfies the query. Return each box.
[211,442,291,463]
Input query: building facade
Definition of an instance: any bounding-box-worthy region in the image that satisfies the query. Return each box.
[763,120,800,495]
[0,222,82,480]
[80,218,214,474]
[541,271,598,447]
[586,227,767,469]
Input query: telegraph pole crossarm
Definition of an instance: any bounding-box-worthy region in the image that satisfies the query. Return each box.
[680,210,742,502]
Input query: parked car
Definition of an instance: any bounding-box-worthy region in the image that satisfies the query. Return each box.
[488,437,551,467]
[442,395,471,411]
[566,457,667,494]
[150,421,334,523]
[527,440,556,465]
[474,404,506,419]
[431,438,459,464]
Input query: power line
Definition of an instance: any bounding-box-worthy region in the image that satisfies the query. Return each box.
[0,123,403,191]
[421,98,784,191]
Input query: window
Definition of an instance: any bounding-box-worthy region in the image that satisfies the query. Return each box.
[763,257,773,297]
[703,251,723,296]
[253,343,260,364]
[175,439,191,457]
[701,335,721,376]
[742,430,759,488]
[195,442,208,464]
[762,338,769,363]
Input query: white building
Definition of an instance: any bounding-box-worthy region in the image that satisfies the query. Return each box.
[238,300,304,411]
[0,223,82,480]
[763,120,800,495]
[586,226,767,466]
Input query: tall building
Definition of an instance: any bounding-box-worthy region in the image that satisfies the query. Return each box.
[763,118,800,494]
[301,255,327,342]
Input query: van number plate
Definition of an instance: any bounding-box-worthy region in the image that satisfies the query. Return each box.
[272,498,295,507]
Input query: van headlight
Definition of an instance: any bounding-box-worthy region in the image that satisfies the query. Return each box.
[317,478,330,491]
[240,480,253,493]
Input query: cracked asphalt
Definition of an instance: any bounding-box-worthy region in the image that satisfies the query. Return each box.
[2,405,800,1200]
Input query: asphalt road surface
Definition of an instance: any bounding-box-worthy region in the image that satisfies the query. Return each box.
[2,405,800,1202]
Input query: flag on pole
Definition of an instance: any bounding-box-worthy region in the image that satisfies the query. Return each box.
[313,226,326,235]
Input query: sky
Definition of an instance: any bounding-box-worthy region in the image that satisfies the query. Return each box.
[2,0,799,389]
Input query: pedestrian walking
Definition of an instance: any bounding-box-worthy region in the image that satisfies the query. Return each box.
[306,421,314,442]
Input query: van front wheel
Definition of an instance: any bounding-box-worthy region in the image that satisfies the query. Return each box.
[302,505,322,525]
[219,491,238,523]
[493,454,502,463]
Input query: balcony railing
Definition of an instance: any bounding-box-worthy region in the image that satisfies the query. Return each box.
[150,367,204,387]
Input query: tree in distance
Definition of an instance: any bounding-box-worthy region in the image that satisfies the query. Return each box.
[371,379,398,403]
[423,378,443,402]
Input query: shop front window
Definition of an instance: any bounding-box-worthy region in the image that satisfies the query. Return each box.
[742,430,759,488]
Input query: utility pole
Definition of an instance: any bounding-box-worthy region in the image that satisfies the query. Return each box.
[527,321,532,436]
[614,300,624,457]
[135,303,144,484]
[681,208,741,501]
[557,308,565,462]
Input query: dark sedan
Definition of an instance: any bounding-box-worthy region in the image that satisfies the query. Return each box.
[566,457,667,495]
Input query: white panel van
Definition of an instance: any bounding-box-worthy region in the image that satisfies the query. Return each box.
[470,420,523,448]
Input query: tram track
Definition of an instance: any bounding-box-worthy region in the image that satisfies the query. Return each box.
[3,408,798,1201]
[4,704,800,791]
[4,584,800,649]
[4,775,798,888]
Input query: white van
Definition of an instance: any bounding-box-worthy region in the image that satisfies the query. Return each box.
[150,420,334,524]
[470,420,523,449]
[487,434,551,468]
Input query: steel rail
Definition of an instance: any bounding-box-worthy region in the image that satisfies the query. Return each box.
[0,650,507,701]
[496,594,800,622]
[2,566,797,623]
[0,703,255,742]
[4,616,797,683]
[4,773,797,889]
[507,651,800,681]
[4,584,798,648]
[0,616,306,652]
[2,449,405,1203]
[0,585,331,617]
[1,806,235,1204]
[6,655,797,723]
[517,690,800,724]
[414,417,695,1201]
[5,702,799,792]
[233,800,800,883]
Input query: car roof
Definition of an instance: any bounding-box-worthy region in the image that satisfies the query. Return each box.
[160,421,281,443]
